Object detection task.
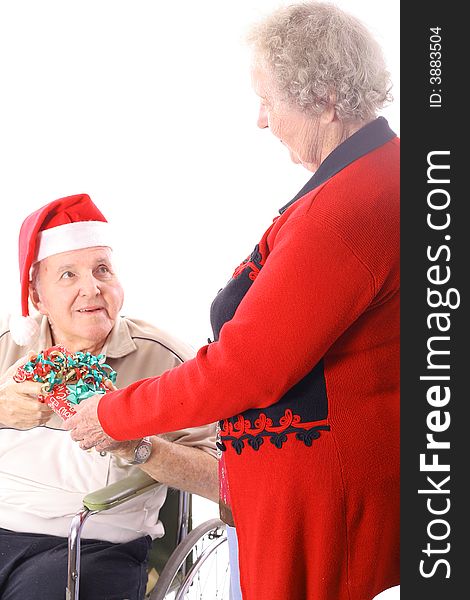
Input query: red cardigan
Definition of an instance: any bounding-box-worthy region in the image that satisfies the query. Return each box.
[100,128,400,599]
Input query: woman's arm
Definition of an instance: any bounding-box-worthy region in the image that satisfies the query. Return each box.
[97,211,376,439]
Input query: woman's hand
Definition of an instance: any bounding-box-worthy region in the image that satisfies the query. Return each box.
[104,379,118,392]
[93,382,140,456]
[65,393,121,451]
[0,356,53,429]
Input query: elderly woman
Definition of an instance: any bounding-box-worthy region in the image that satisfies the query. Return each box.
[0,194,218,600]
[68,3,400,599]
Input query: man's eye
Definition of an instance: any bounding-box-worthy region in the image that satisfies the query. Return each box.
[61,271,75,279]
[96,265,111,275]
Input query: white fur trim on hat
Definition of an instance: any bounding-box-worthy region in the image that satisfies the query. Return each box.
[35,221,113,263]
[9,315,40,347]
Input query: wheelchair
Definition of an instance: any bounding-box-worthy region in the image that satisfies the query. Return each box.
[66,470,230,599]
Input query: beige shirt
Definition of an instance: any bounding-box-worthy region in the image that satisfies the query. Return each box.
[0,314,216,543]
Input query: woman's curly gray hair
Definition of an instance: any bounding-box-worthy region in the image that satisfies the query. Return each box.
[248,2,392,122]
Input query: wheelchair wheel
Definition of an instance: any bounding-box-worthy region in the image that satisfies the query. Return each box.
[150,518,230,600]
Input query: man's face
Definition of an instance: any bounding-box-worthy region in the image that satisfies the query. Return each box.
[30,246,124,352]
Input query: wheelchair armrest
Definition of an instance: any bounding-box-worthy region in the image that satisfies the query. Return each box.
[83,470,159,512]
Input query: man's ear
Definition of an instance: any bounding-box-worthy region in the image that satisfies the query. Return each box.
[29,283,43,313]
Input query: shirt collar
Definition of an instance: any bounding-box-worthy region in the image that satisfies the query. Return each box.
[37,315,137,359]
[38,316,54,349]
[279,117,397,214]
[101,317,138,359]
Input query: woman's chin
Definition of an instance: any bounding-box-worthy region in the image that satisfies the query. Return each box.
[289,151,317,172]
[288,149,302,164]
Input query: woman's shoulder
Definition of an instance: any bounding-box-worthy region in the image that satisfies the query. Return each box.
[268,142,400,284]
[284,140,399,236]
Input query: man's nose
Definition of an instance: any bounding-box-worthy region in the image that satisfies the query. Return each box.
[79,274,101,296]
[257,103,268,129]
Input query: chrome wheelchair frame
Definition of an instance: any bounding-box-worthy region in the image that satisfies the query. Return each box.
[66,471,229,600]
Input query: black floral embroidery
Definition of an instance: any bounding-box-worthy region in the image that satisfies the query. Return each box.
[219,409,330,454]
[295,428,324,446]
[248,436,264,451]
[232,439,245,455]
[270,433,288,449]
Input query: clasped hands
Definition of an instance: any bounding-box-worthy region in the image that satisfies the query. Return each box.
[64,394,141,459]
[0,355,53,429]
[63,392,122,452]
[1,356,129,453]
[64,377,139,454]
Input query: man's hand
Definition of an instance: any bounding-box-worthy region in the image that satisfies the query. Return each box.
[64,393,121,451]
[109,438,142,461]
[0,355,53,429]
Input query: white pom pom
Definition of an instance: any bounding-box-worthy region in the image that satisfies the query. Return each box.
[9,315,40,347]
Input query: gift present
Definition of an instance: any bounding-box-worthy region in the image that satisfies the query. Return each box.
[13,345,117,421]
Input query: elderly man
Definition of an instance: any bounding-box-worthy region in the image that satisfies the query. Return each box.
[0,194,218,600]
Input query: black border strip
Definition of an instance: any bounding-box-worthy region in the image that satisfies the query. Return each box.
[401,3,465,597]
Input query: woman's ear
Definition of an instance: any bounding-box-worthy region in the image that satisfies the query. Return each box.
[321,100,337,124]
[318,90,339,124]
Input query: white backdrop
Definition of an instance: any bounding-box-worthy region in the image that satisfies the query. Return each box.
[0,1,399,596]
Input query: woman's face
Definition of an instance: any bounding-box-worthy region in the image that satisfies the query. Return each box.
[30,246,124,353]
[252,66,329,172]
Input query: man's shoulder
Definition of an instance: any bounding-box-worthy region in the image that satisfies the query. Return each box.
[119,316,196,362]
[0,313,44,351]
[0,315,11,338]
[0,315,21,374]
[0,313,43,340]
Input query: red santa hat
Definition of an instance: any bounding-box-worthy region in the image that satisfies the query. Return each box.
[9,193,113,346]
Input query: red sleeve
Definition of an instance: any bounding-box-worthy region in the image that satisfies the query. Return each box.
[98,212,375,440]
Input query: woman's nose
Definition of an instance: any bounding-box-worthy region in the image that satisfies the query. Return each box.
[257,103,268,129]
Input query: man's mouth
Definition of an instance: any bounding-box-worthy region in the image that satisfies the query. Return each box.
[76,307,104,314]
